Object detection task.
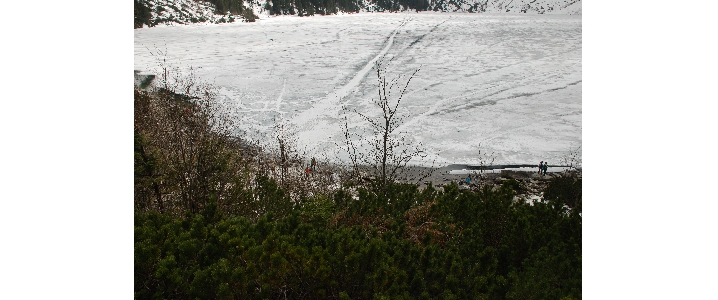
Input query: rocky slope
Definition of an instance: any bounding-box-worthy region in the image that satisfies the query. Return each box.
[135,0,580,27]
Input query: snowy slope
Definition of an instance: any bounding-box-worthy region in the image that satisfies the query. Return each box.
[140,0,260,26]
[138,0,580,27]
[427,0,582,14]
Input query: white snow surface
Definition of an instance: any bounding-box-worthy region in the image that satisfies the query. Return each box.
[135,12,582,167]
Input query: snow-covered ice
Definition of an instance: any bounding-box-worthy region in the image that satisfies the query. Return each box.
[134,12,581,167]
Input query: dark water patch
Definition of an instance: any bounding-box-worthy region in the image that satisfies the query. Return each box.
[444,163,569,171]
[134,70,156,89]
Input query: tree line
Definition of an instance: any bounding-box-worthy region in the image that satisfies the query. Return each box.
[134,0,570,29]
[135,0,439,29]
[264,0,432,16]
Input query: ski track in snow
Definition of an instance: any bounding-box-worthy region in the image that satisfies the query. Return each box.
[402,17,451,53]
[275,79,286,111]
[290,17,411,150]
[396,45,581,131]
[431,80,582,116]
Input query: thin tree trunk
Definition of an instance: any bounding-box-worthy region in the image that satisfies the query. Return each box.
[153,182,163,212]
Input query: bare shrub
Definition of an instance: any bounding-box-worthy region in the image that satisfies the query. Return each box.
[561,145,582,177]
[340,62,435,191]
[246,118,342,208]
[134,53,250,214]
[466,142,497,188]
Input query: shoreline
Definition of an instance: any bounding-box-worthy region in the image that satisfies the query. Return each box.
[311,161,579,200]
[392,164,581,202]
[408,164,576,185]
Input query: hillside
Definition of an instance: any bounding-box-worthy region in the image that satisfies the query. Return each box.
[135,0,581,28]
[134,76,582,298]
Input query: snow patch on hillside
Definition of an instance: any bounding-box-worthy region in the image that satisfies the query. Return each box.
[137,0,580,28]
[139,0,256,27]
[427,0,582,14]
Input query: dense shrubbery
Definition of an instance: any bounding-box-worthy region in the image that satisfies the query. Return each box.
[134,69,581,298]
[136,180,581,299]
[544,174,582,213]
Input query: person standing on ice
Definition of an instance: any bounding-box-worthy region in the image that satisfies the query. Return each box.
[539,161,543,174]
[543,162,548,175]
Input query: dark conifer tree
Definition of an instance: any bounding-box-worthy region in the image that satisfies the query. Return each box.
[134,0,152,28]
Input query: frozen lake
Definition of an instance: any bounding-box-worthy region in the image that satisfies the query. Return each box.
[134,12,581,166]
